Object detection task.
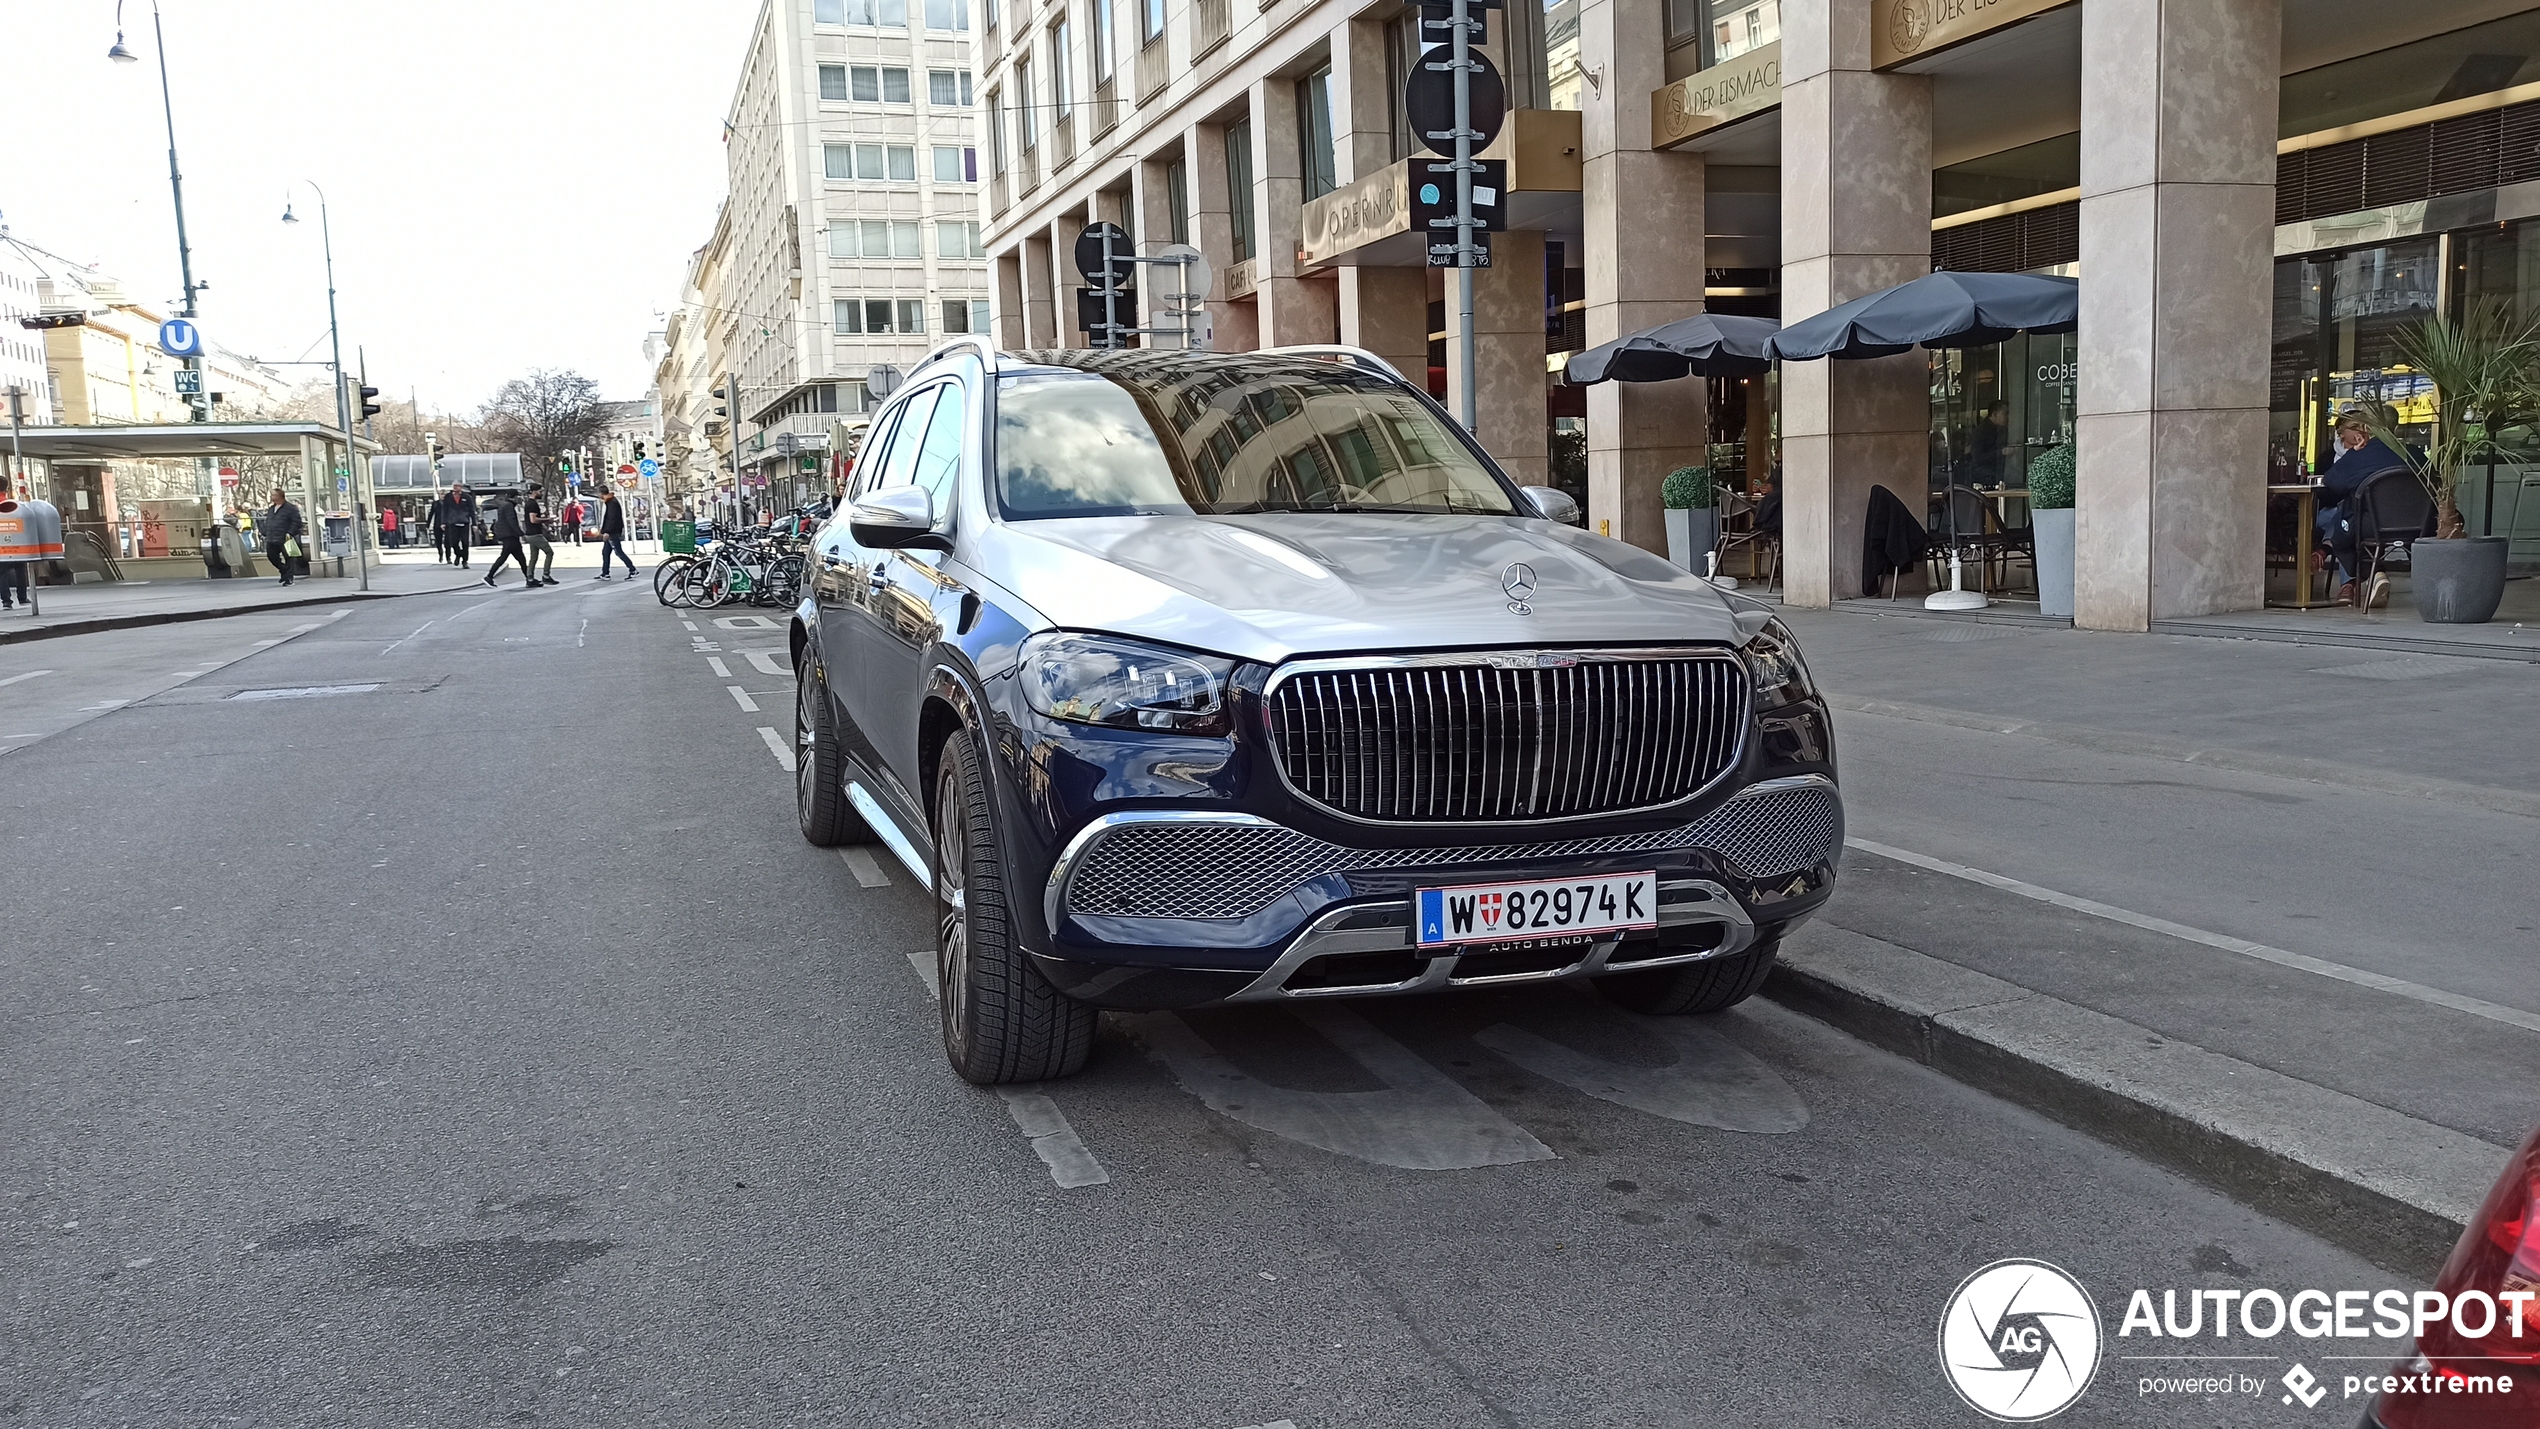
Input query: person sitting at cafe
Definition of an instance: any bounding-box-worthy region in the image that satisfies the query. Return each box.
[2317,410,2407,605]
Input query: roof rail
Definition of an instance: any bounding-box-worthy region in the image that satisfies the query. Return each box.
[1258,344,1409,384]
[916,334,1001,374]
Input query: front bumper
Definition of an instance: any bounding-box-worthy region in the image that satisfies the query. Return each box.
[1025,774,1841,1009]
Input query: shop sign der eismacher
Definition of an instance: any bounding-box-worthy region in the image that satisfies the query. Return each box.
[1874,0,2074,70]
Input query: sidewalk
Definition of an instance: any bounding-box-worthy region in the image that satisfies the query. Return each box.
[1769,604,2540,1273]
[0,549,588,645]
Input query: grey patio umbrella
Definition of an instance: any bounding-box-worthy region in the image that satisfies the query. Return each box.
[1769,271,2078,362]
[1564,311,1782,384]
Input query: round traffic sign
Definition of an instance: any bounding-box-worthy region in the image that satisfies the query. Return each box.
[1150,243,1213,304]
[867,363,905,399]
[638,458,659,479]
[1074,222,1134,284]
[157,317,203,359]
[1404,50,1506,153]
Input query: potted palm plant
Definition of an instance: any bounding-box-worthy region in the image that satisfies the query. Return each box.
[2026,443,2075,619]
[1661,465,1714,573]
[2360,299,2540,624]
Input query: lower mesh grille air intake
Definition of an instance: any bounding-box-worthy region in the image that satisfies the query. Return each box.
[1061,781,1840,921]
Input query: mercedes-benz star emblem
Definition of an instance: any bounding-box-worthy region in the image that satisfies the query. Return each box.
[1502,561,1538,615]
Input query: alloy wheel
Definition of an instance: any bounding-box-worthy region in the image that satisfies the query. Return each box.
[935,790,971,1057]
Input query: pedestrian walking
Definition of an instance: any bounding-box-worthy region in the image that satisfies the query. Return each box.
[562,498,584,544]
[379,504,400,550]
[437,484,475,568]
[254,488,306,587]
[480,491,535,587]
[595,490,639,580]
[521,487,558,586]
[0,474,66,613]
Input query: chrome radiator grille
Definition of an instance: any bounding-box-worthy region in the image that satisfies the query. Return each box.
[1264,653,1749,822]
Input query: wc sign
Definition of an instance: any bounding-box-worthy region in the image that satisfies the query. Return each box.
[157,318,204,359]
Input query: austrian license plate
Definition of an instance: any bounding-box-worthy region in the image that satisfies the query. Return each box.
[1414,871,1659,948]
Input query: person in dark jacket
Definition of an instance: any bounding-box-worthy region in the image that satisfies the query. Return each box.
[520,489,557,586]
[2317,410,2409,604]
[254,488,306,586]
[481,492,534,588]
[436,485,476,567]
[595,491,638,580]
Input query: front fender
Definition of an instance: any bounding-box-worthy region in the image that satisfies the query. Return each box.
[790,597,817,671]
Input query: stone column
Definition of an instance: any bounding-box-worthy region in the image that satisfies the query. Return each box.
[1579,0,1706,553]
[1330,15,1426,377]
[1447,228,1550,485]
[1022,231,1058,345]
[1182,121,1248,350]
[1779,0,1931,604]
[994,249,1028,345]
[1050,215,1085,344]
[2075,0,2278,628]
[1251,78,1336,346]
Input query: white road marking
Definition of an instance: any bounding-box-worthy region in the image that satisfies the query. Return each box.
[328,610,350,619]
[741,649,788,676]
[906,947,936,994]
[839,847,891,887]
[1474,1018,1807,1133]
[756,725,796,770]
[577,618,588,649]
[1849,837,2540,1035]
[1131,1007,1557,1171]
[0,670,54,688]
[726,685,760,712]
[250,639,283,648]
[1235,1422,1302,1429]
[706,656,731,678]
[78,700,131,712]
[996,1089,1111,1189]
[288,624,318,634]
[681,620,699,632]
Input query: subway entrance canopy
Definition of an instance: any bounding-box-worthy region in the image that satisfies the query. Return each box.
[3,420,378,463]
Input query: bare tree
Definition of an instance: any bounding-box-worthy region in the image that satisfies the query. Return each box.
[480,369,606,494]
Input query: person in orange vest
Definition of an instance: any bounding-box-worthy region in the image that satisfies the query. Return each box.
[0,473,66,612]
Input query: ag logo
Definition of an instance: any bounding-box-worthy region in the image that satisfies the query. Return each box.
[1938,1259,2102,1421]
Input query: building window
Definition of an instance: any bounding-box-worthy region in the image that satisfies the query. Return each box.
[1142,0,1164,43]
[937,220,985,257]
[1017,58,1038,148]
[840,0,909,24]
[820,65,851,101]
[824,143,854,179]
[929,69,974,106]
[1386,12,1418,160]
[1091,0,1114,84]
[835,299,861,333]
[836,220,924,258]
[988,90,1009,172]
[1166,157,1189,244]
[1224,119,1255,263]
[984,0,998,30]
[889,144,916,180]
[1297,65,1337,200]
[1698,0,1778,66]
[900,299,927,333]
[836,298,928,334]
[816,0,846,22]
[1051,19,1074,118]
[924,0,970,28]
[849,66,911,102]
[944,298,995,334]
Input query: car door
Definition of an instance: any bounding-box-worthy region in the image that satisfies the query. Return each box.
[817,393,917,776]
[835,382,943,815]
[868,375,976,803]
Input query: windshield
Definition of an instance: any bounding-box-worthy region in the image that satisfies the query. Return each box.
[993,361,1522,520]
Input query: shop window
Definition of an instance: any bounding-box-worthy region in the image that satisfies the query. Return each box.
[1297,66,1336,201]
[1224,119,1255,262]
[1165,158,1189,244]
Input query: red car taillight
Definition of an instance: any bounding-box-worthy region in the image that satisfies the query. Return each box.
[2374,1127,2540,1429]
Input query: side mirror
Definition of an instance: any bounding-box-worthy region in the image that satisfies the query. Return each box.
[1523,486,1581,526]
[849,485,948,549]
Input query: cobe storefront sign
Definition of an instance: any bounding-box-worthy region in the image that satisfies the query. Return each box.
[1875,0,2074,69]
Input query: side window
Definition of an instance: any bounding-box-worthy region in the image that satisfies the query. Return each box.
[850,403,910,500]
[911,381,967,510]
[876,385,942,490]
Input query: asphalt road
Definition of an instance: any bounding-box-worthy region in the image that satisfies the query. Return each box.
[3,585,2396,1427]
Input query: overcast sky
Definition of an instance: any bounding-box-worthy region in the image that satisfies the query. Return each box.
[6,0,760,416]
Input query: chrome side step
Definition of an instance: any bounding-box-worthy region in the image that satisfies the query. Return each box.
[847,781,933,893]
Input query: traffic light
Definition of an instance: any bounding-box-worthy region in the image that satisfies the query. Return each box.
[358,384,381,419]
[633,440,647,460]
[558,455,575,477]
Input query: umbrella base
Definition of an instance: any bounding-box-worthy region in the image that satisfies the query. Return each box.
[1924,587,1989,611]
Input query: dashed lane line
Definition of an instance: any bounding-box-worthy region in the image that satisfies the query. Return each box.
[0,670,54,688]
[997,1089,1112,1189]
[707,656,731,678]
[1849,836,2540,1036]
[726,685,760,712]
[756,725,796,771]
[906,948,935,994]
[740,649,788,677]
[839,847,891,887]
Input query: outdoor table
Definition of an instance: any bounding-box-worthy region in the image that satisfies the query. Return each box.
[2267,482,2327,609]
[1975,488,2032,595]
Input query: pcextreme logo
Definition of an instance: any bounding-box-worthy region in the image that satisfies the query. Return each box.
[1938,1259,2104,1421]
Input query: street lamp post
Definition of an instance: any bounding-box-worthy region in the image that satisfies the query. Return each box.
[282,184,368,593]
[112,0,217,530]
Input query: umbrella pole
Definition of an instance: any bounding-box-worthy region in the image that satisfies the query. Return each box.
[1926,383,1987,610]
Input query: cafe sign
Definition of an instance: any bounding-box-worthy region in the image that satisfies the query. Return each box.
[1652,41,1780,151]
[1874,0,2073,69]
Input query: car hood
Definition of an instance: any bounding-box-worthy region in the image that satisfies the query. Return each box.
[967,512,1759,664]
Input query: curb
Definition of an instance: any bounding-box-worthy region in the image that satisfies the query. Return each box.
[0,582,481,646]
[1763,922,2500,1278]
[1829,694,2540,822]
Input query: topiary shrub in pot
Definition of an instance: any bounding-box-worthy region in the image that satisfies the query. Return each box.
[2027,444,2076,620]
[1661,465,1714,572]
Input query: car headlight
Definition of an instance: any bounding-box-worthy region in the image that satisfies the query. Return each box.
[1019,632,1235,735]
[1743,618,1818,707]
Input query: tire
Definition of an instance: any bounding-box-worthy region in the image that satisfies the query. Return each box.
[933,728,1097,1084]
[795,654,872,847]
[1593,939,1780,1015]
[652,556,694,606]
[670,561,712,608]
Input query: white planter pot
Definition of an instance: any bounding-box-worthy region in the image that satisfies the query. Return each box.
[1663,508,1716,571]
[2034,507,2076,619]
